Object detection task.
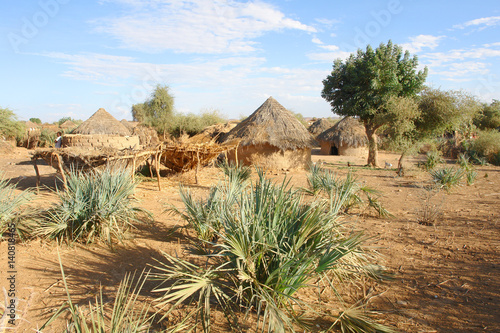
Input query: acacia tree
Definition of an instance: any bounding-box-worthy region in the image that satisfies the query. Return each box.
[321,41,428,167]
[132,84,174,138]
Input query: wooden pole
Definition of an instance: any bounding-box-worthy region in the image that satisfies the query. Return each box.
[132,156,136,183]
[155,150,162,191]
[54,153,67,190]
[32,157,40,194]
[235,142,239,167]
[195,149,200,185]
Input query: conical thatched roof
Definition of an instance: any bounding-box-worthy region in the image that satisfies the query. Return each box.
[60,120,77,129]
[120,119,139,132]
[73,108,131,136]
[24,120,40,130]
[220,97,314,150]
[308,118,335,136]
[316,116,367,147]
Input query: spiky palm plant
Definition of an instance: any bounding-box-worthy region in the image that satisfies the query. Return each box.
[40,251,187,333]
[0,175,36,239]
[152,171,393,332]
[37,168,148,248]
[429,167,465,191]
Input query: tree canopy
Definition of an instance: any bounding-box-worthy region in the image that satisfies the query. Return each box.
[132,84,175,136]
[382,88,481,173]
[0,107,24,139]
[474,99,500,130]
[321,40,428,167]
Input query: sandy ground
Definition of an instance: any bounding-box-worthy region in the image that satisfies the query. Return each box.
[0,147,499,332]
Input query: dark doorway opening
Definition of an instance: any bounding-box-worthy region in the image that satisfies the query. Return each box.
[330,146,339,155]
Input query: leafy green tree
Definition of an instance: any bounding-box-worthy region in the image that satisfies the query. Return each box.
[0,107,24,139]
[384,88,481,174]
[29,117,42,124]
[321,40,428,167]
[132,84,174,137]
[474,100,500,130]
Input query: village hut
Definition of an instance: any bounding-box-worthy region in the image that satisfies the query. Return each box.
[120,119,139,132]
[316,116,368,156]
[59,120,77,131]
[62,108,140,150]
[23,120,41,149]
[308,118,335,139]
[219,97,315,169]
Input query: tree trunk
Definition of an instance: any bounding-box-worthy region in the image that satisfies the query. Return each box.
[365,125,379,167]
[398,150,406,176]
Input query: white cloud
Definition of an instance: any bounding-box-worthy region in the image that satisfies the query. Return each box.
[312,37,323,45]
[453,16,500,30]
[36,51,333,117]
[92,0,316,54]
[401,34,445,54]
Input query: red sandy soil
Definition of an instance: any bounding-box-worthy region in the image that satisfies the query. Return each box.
[0,147,499,332]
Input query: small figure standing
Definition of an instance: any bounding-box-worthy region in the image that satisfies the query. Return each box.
[55,132,62,148]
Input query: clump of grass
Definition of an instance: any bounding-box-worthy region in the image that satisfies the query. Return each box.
[305,166,392,218]
[154,169,393,332]
[36,168,148,248]
[0,175,37,239]
[421,151,444,171]
[429,167,465,191]
[416,186,443,226]
[40,251,187,332]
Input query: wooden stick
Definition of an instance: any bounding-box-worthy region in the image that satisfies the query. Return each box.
[195,149,200,184]
[155,150,162,191]
[132,156,136,183]
[54,153,67,190]
[32,157,40,194]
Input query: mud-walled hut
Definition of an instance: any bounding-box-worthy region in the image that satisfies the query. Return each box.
[219,97,315,170]
[316,116,368,156]
[62,108,140,150]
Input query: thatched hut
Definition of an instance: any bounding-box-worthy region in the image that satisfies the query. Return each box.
[60,120,77,131]
[220,97,314,169]
[308,118,335,142]
[62,108,140,150]
[316,116,368,156]
[23,121,41,149]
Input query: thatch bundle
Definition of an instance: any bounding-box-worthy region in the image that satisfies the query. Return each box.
[189,122,238,144]
[308,118,335,136]
[220,97,314,150]
[159,141,238,173]
[73,108,131,136]
[316,116,367,148]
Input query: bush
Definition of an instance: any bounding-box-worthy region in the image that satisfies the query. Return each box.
[0,108,24,139]
[469,130,500,165]
[154,169,393,332]
[37,168,148,247]
[38,128,57,148]
[421,150,444,171]
[169,109,226,137]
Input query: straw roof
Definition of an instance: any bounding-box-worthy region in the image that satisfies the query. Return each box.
[73,108,131,136]
[308,118,335,136]
[220,97,314,150]
[24,120,41,130]
[60,120,77,129]
[316,116,367,147]
[120,119,139,132]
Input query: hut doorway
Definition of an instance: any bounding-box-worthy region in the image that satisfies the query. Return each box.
[330,145,339,155]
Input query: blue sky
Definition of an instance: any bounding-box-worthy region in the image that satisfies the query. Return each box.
[1,0,499,122]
